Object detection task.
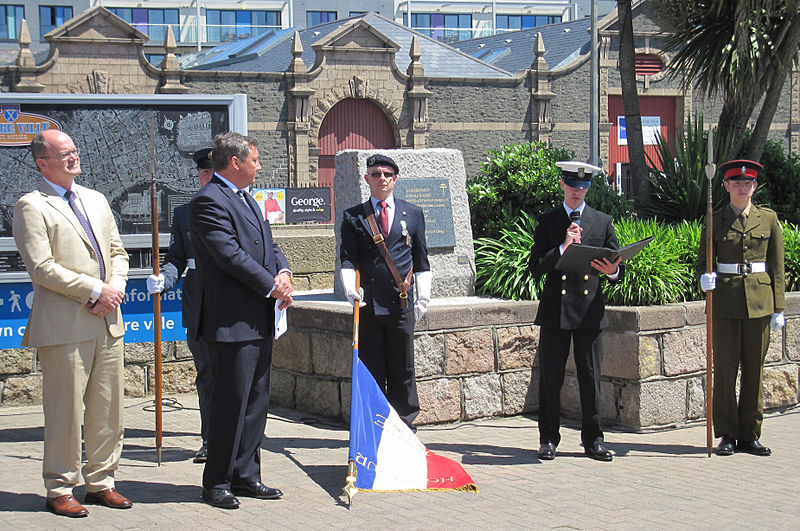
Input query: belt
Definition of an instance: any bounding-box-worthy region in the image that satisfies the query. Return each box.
[187,258,196,269]
[717,262,766,274]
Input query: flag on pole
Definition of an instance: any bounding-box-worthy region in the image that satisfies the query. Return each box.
[348,347,478,492]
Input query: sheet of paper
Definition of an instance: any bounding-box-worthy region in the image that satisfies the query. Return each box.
[274,306,287,339]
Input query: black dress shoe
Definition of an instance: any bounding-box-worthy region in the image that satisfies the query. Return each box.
[585,442,613,461]
[736,439,771,456]
[230,481,283,500]
[193,445,207,463]
[538,442,556,460]
[201,488,240,509]
[716,435,736,456]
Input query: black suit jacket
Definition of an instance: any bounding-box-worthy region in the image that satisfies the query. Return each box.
[189,176,289,342]
[340,198,430,315]
[530,205,622,330]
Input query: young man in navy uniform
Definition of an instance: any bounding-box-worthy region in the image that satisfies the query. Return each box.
[339,154,431,430]
[698,159,785,457]
[147,148,214,463]
[530,161,623,462]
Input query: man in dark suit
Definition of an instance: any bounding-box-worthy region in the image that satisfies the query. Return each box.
[339,154,431,430]
[13,129,132,517]
[529,161,623,462]
[190,132,293,509]
[697,159,785,457]
[147,148,214,463]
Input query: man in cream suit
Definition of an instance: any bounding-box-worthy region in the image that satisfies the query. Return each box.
[13,129,131,518]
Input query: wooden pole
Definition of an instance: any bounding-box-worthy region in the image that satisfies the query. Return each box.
[150,115,163,466]
[704,129,716,457]
[343,271,361,508]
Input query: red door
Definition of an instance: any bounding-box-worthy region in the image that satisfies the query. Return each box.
[317,98,396,190]
[608,95,677,186]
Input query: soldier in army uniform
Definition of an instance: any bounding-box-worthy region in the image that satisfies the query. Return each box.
[529,161,623,462]
[147,148,214,463]
[698,159,785,457]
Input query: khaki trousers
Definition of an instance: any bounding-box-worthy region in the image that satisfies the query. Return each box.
[712,315,770,442]
[38,334,124,498]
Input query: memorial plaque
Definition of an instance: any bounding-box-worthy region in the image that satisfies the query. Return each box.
[394,179,456,248]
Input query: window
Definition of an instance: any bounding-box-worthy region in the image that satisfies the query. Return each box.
[0,5,24,41]
[206,9,280,42]
[403,13,472,43]
[307,11,337,27]
[40,6,72,39]
[496,14,561,32]
[109,8,180,43]
[349,12,366,17]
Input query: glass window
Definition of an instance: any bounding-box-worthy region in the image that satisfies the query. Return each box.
[206,9,280,42]
[404,12,471,43]
[307,11,337,27]
[110,7,180,42]
[497,14,560,31]
[39,6,72,39]
[0,5,24,40]
[350,12,366,17]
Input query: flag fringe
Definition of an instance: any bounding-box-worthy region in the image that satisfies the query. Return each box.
[357,484,479,494]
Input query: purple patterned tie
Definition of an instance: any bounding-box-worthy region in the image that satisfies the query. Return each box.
[65,190,105,281]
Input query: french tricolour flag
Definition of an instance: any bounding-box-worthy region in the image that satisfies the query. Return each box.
[348,347,478,492]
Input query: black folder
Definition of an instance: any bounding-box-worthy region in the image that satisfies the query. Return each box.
[555,236,654,274]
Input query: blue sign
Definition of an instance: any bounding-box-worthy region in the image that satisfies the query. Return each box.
[0,278,186,348]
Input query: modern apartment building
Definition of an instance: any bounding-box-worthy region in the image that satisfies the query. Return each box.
[0,1,615,59]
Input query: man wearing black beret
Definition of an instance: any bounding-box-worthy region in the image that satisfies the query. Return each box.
[339,153,431,430]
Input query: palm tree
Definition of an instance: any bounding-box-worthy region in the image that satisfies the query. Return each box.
[655,0,800,161]
[618,0,649,207]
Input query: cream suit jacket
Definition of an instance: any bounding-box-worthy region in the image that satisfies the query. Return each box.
[12,180,129,347]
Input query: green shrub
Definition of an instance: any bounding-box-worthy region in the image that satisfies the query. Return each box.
[741,136,800,224]
[604,218,698,306]
[468,141,633,240]
[474,212,544,300]
[783,222,800,292]
[467,141,571,240]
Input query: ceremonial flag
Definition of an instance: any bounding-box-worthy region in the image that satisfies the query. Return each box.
[348,348,478,492]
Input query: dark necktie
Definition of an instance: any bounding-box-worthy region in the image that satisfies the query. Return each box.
[237,190,261,221]
[378,200,389,235]
[65,190,105,281]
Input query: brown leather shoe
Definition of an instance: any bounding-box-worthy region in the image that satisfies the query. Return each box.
[46,494,89,517]
[84,488,133,509]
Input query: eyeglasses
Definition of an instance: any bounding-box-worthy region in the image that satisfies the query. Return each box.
[41,148,80,161]
[369,171,395,178]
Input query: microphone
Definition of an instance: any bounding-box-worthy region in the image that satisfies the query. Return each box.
[569,210,581,226]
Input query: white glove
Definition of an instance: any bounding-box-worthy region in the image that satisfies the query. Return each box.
[700,272,716,292]
[340,268,364,307]
[413,271,432,321]
[146,273,165,294]
[770,312,785,331]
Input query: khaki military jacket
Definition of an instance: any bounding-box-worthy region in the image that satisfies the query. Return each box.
[697,204,785,319]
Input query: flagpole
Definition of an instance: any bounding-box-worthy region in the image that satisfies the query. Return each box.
[343,270,360,507]
[704,129,715,458]
[150,114,163,466]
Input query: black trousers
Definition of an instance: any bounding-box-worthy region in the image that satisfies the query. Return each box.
[359,310,420,428]
[538,327,603,447]
[187,330,212,446]
[202,338,273,490]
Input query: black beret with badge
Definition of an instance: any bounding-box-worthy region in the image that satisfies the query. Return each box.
[366,153,400,175]
[193,147,213,170]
